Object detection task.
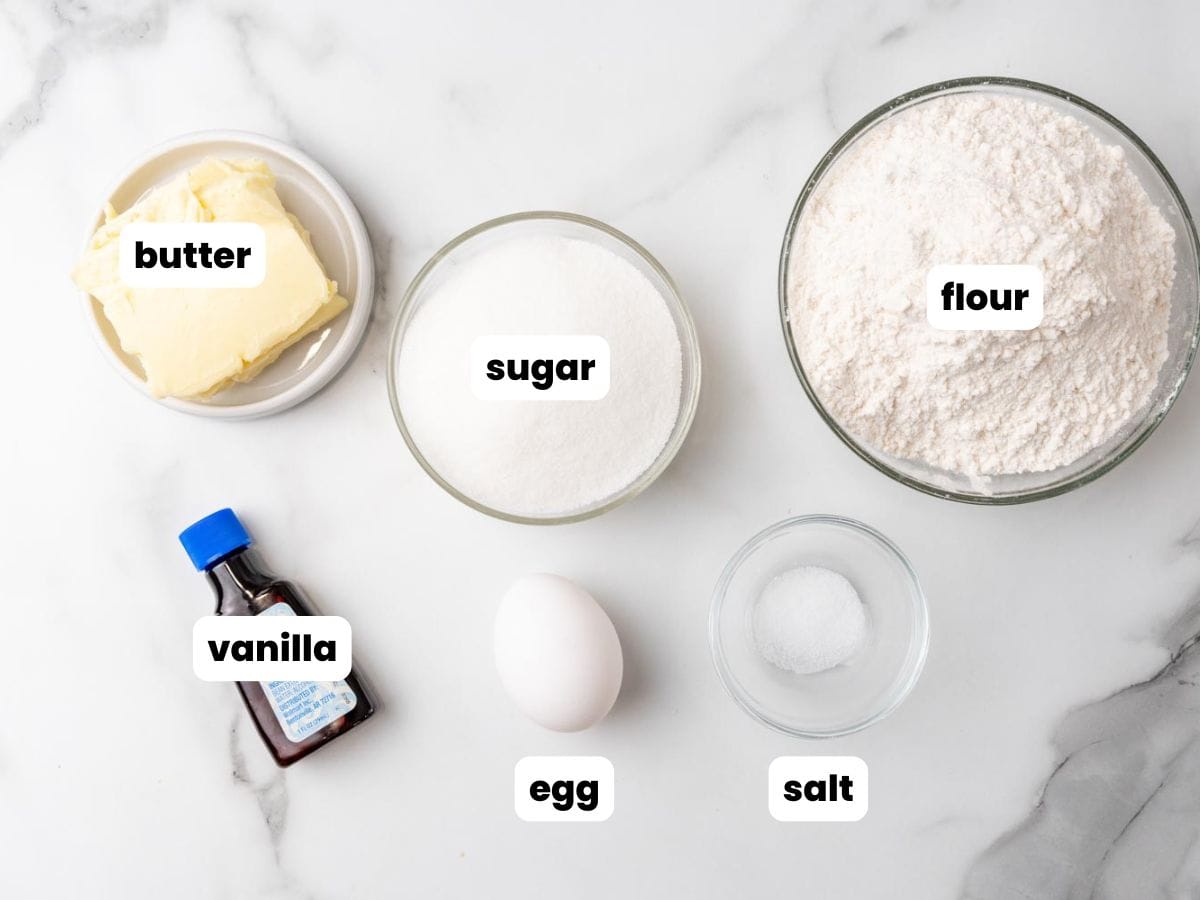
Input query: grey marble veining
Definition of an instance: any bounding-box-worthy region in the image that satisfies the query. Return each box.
[229,716,290,857]
[5,0,1200,897]
[0,2,168,157]
[965,597,1200,898]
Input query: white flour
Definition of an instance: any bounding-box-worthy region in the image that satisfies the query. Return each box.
[788,94,1175,476]
[396,235,682,517]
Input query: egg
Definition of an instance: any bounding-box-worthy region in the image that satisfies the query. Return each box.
[494,573,624,732]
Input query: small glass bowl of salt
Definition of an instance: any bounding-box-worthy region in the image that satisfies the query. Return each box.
[709,515,929,738]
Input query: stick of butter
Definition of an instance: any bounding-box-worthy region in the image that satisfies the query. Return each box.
[73,158,349,400]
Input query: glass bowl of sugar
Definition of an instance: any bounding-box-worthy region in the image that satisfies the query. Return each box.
[780,76,1200,504]
[709,515,929,738]
[388,211,702,524]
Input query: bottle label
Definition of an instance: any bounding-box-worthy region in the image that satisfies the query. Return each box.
[257,603,357,743]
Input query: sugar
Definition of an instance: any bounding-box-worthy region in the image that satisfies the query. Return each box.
[395,235,682,518]
[753,566,868,675]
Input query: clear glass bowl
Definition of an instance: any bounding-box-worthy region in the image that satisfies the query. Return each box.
[387,211,702,525]
[779,77,1200,504]
[709,516,929,738]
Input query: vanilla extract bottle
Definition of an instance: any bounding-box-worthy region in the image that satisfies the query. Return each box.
[180,508,375,766]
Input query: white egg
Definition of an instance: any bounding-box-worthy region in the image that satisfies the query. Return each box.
[494,573,624,732]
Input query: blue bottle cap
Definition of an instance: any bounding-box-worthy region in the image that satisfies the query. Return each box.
[179,508,252,571]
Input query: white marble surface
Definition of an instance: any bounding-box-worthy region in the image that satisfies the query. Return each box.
[4,1,1200,897]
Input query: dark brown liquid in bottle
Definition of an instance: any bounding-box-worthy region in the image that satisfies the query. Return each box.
[207,549,375,766]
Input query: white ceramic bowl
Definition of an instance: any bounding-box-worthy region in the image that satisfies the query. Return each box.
[79,130,374,419]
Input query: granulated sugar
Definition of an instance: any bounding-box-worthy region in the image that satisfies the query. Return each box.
[395,235,682,517]
[788,93,1175,476]
[753,566,868,675]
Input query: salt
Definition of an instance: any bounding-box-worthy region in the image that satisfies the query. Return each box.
[395,234,682,518]
[753,566,868,675]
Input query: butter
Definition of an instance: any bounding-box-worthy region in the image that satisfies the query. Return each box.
[73,158,349,399]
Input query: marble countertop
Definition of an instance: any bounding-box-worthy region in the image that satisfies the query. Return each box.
[4,1,1200,897]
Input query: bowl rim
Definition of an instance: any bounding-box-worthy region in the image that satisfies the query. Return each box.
[778,75,1200,504]
[708,514,930,739]
[386,209,702,525]
[78,129,375,420]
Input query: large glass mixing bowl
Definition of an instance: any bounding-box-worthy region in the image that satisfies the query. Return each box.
[780,77,1200,504]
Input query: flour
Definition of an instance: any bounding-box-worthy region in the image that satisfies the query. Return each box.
[395,235,682,517]
[788,94,1176,476]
